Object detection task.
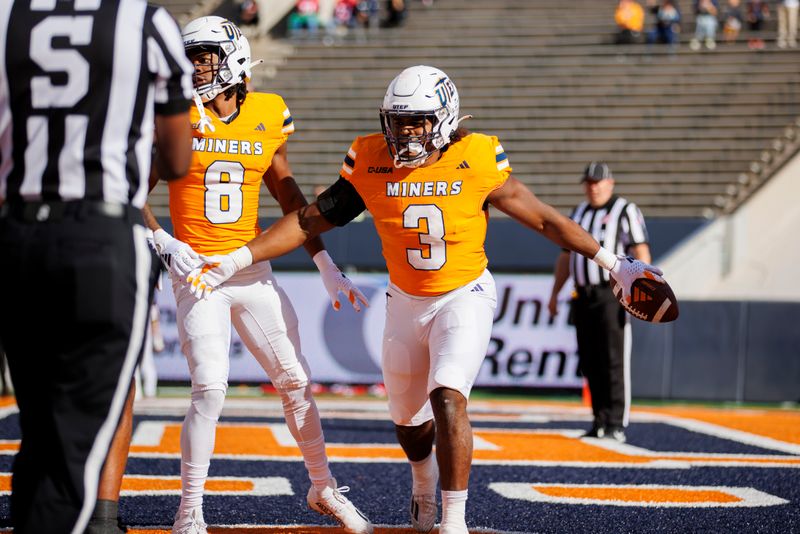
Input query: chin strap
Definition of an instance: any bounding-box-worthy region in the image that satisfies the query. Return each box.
[193,92,215,134]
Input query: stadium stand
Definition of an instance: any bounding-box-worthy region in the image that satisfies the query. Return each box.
[151,0,220,25]
[146,0,800,220]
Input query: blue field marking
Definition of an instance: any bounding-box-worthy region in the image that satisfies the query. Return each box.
[0,413,19,440]
[624,423,797,456]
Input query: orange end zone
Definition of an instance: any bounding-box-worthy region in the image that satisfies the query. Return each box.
[535,485,740,504]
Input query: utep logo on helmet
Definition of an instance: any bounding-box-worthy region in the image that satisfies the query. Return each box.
[434,77,456,107]
[222,21,241,40]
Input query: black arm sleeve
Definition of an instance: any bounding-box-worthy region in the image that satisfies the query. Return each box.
[317,177,367,227]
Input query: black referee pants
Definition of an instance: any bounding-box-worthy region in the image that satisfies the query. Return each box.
[0,205,157,534]
[572,286,629,429]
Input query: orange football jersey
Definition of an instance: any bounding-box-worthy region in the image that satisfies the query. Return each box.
[341,133,511,296]
[168,93,294,255]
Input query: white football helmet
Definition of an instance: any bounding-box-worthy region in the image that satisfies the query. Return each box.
[182,16,252,102]
[379,65,461,168]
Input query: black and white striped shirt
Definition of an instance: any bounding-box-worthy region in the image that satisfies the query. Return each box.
[569,196,649,287]
[0,0,193,209]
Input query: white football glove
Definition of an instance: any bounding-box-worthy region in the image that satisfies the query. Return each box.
[186,245,253,300]
[313,251,369,312]
[601,252,664,305]
[152,229,202,280]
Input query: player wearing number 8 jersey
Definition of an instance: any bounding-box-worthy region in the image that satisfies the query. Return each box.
[190,65,662,533]
[168,91,294,255]
[142,16,372,534]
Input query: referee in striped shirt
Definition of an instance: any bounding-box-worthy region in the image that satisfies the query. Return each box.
[548,162,651,443]
[0,2,193,532]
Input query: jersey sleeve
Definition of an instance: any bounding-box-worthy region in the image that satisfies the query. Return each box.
[490,136,512,189]
[619,202,649,249]
[339,138,360,181]
[145,6,193,116]
[278,96,295,137]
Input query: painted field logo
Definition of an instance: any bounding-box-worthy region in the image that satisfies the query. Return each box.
[489,483,789,508]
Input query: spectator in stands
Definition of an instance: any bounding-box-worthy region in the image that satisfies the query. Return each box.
[355,0,380,29]
[289,0,321,36]
[334,0,357,28]
[237,0,260,26]
[325,0,358,44]
[777,0,799,48]
[746,0,769,49]
[647,0,682,47]
[615,0,646,44]
[690,0,720,50]
[722,0,744,44]
[381,0,406,28]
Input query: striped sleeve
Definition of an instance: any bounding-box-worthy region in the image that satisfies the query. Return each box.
[146,6,192,115]
[490,136,512,187]
[494,140,510,172]
[619,202,649,249]
[340,141,357,178]
[281,106,295,136]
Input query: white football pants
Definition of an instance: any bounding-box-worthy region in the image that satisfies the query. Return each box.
[173,261,311,393]
[171,261,330,512]
[382,269,497,426]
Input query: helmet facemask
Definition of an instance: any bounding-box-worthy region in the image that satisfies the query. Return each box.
[380,110,446,168]
[186,41,240,102]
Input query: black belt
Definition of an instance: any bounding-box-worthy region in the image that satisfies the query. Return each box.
[0,200,141,223]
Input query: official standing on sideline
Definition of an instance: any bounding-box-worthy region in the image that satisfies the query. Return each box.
[548,162,651,443]
[0,2,193,533]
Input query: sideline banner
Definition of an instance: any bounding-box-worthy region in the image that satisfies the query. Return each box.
[153,272,581,388]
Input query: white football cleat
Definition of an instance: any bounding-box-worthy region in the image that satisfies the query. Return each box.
[171,508,208,534]
[410,493,438,532]
[307,478,373,534]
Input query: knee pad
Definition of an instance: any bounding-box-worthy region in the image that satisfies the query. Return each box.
[190,388,226,422]
[389,399,434,427]
[272,359,311,393]
[278,382,312,406]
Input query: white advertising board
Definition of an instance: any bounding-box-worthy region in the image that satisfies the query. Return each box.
[153,272,581,388]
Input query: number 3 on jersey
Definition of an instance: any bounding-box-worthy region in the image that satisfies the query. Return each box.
[404,204,446,270]
[204,160,244,224]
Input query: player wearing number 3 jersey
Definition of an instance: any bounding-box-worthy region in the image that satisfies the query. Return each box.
[142,17,372,534]
[192,65,662,533]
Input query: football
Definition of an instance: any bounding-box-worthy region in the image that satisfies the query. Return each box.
[612,271,679,323]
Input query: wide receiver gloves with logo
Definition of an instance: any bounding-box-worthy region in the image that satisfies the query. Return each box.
[151,229,203,280]
[593,247,664,302]
[311,250,369,311]
[187,247,368,312]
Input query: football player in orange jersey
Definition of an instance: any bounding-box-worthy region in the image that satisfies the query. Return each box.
[142,16,372,534]
[189,65,661,534]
